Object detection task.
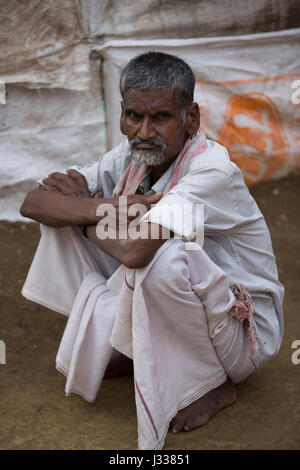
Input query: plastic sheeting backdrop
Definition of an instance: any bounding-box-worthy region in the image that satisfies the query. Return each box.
[0,0,299,220]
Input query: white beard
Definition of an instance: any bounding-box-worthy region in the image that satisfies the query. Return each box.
[131,148,170,166]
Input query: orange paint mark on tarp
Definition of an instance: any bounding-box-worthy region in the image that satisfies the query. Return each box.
[217,92,290,185]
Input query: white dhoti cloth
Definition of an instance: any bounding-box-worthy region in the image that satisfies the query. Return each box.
[22,226,256,450]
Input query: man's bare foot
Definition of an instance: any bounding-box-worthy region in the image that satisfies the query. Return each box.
[169,378,236,433]
[104,350,133,378]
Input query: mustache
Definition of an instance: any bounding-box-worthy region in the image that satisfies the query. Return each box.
[129,137,167,151]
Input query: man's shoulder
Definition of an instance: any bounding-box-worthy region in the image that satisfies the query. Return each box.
[189,138,232,174]
[186,137,247,191]
[100,139,131,172]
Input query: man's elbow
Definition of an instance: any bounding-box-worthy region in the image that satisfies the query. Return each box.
[122,243,155,269]
[122,252,151,270]
[20,191,34,218]
[20,188,44,221]
[121,239,162,270]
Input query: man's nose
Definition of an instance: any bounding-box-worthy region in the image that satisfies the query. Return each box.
[137,117,155,141]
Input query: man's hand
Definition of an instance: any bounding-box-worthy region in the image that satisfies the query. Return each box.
[20,168,98,228]
[85,191,165,269]
[117,192,163,215]
[42,169,91,197]
[108,192,163,229]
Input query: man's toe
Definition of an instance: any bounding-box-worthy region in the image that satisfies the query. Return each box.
[169,412,186,433]
[183,412,208,431]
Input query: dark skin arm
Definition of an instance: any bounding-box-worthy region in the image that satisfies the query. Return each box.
[20,187,101,228]
[20,169,167,268]
[86,222,168,269]
[20,169,99,227]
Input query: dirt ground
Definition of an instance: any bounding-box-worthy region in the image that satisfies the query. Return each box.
[0,175,300,450]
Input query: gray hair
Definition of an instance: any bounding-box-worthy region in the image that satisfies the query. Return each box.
[120,52,195,110]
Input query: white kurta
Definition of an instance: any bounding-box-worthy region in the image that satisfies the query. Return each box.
[25,225,256,450]
[22,135,284,449]
[74,137,284,367]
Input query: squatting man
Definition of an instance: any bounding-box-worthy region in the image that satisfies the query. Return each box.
[20,52,284,450]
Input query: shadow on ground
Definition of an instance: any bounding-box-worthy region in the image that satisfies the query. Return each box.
[0,175,300,450]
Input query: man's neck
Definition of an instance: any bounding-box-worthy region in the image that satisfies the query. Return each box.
[150,157,177,183]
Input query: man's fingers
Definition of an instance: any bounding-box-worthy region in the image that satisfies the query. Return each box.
[93,191,103,198]
[42,177,73,195]
[42,170,91,198]
[42,176,62,187]
[66,169,91,196]
[146,192,163,204]
[45,172,73,187]
[67,169,88,187]
[126,192,163,210]
[42,184,61,193]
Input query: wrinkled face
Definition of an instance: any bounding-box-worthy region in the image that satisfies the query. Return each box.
[120,88,191,166]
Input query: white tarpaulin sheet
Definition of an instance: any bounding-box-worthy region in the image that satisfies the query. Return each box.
[0,59,106,221]
[100,28,300,186]
[81,0,299,41]
[2,0,297,90]
[1,12,300,220]
[0,0,106,221]
[0,0,90,91]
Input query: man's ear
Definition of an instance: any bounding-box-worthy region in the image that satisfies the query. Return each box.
[185,103,200,137]
[120,101,126,135]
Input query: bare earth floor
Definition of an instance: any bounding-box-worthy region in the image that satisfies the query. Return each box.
[0,175,300,450]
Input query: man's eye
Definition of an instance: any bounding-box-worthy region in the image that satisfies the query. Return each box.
[126,111,140,119]
[156,113,169,120]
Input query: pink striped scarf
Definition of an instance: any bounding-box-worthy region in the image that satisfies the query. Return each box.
[112,130,208,197]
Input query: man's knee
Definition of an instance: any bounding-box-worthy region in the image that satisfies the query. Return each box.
[139,238,192,293]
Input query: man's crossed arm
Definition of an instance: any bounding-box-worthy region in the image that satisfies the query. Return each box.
[20,170,167,269]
